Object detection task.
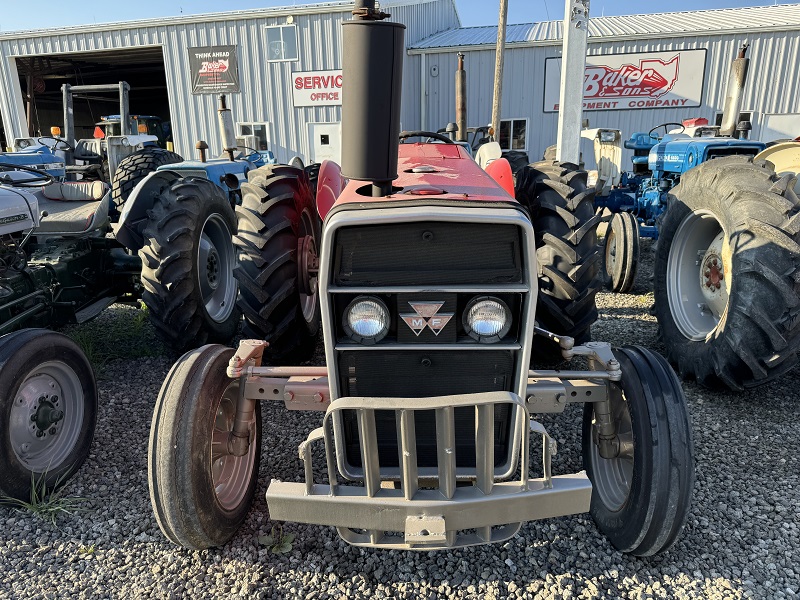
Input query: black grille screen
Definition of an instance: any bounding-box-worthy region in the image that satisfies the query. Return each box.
[339,350,515,468]
[333,223,522,286]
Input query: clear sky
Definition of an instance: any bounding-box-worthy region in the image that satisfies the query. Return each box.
[0,0,794,31]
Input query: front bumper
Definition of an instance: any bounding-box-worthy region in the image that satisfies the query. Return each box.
[265,391,592,550]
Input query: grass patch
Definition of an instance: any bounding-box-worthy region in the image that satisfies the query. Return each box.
[65,302,166,377]
[0,470,88,527]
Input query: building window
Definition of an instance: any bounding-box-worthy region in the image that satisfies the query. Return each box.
[265,25,298,62]
[499,119,527,151]
[237,122,271,151]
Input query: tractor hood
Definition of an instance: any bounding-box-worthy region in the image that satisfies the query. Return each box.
[331,143,517,210]
[648,136,765,173]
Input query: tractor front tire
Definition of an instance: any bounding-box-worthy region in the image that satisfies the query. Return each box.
[140,177,240,352]
[582,346,694,557]
[0,329,97,501]
[111,146,183,211]
[149,345,261,549]
[653,155,800,390]
[235,165,321,363]
[603,211,640,293]
[515,161,602,362]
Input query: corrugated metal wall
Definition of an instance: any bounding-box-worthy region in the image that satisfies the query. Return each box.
[418,29,800,167]
[0,0,459,162]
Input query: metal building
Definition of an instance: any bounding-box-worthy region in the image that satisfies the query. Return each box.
[0,0,459,163]
[411,3,800,165]
[1,1,799,167]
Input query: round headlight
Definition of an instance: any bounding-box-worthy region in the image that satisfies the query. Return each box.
[343,296,390,344]
[463,296,511,343]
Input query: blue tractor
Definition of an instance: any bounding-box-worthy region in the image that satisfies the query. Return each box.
[587,122,765,293]
[114,94,278,350]
[1,136,68,181]
[586,120,800,391]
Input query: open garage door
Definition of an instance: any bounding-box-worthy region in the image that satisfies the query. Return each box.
[16,47,170,143]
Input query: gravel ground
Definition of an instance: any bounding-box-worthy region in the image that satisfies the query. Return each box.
[2,241,799,599]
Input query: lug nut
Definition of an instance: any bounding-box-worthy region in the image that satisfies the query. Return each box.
[704,270,711,277]
[36,430,44,438]
[51,395,58,402]
[49,427,57,435]
[31,415,37,422]
[313,392,324,403]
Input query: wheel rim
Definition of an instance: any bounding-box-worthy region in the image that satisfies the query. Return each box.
[589,392,635,512]
[298,209,319,324]
[605,225,618,276]
[667,210,730,341]
[9,361,84,473]
[198,213,237,323]
[210,381,258,511]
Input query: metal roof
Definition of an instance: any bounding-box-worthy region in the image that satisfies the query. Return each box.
[409,3,800,51]
[0,0,457,39]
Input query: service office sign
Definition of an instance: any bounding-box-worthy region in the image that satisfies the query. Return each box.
[189,46,241,94]
[544,49,707,112]
[293,70,343,107]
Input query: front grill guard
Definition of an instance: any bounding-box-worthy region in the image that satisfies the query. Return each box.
[318,206,539,482]
[266,391,592,550]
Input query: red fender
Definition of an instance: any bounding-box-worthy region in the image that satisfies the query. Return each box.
[316,160,347,221]
[484,157,515,198]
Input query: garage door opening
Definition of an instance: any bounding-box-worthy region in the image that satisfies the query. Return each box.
[17,47,171,143]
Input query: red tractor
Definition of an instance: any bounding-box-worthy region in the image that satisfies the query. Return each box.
[147,2,693,557]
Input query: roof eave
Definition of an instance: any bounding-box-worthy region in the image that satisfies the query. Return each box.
[408,23,800,53]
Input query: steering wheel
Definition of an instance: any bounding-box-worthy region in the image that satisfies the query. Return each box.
[37,136,74,152]
[235,145,261,161]
[399,130,455,144]
[0,163,55,187]
[648,122,685,139]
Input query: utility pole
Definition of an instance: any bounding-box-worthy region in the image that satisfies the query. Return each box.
[490,0,508,141]
[555,0,590,165]
[455,53,467,142]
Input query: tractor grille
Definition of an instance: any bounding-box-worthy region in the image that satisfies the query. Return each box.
[322,208,533,480]
[333,222,523,286]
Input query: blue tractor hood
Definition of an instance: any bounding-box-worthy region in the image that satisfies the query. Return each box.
[647,134,765,174]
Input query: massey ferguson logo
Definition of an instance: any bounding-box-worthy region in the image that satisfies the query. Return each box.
[199,59,229,74]
[400,301,453,336]
[584,55,679,99]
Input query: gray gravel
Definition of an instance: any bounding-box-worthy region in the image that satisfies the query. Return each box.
[2,242,799,599]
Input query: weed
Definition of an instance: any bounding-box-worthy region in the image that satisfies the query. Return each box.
[78,544,96,555]
[0,470,87,527]
[258,525,295,554]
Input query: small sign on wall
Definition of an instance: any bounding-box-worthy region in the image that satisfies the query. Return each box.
[544,49,707,112]
[188,45,241,94]
[293,70,343,107]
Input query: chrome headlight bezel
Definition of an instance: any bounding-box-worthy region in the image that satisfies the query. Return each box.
[342,295,390,345]
[462,295,512,343]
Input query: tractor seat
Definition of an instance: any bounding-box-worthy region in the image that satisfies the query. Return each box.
[73,140,103,163]
[34,181,110,234]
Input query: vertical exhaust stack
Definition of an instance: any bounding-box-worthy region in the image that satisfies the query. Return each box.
[341,0,406,197]
[218,94,238,161]
[455,53,467,142]
[719,43,750,137]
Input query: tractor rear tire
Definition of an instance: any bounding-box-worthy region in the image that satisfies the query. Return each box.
[603,211,640,293]
[515,161,602,362]
[235,165,321,363]
[140,177,240,352]
[0,329,97,501]
[149,345,261,549]
[654,155,800,390]
[111,146,183,211]
[582,346,694,557]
